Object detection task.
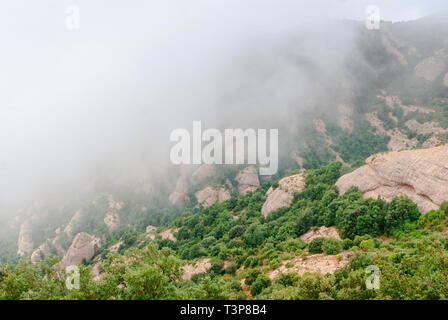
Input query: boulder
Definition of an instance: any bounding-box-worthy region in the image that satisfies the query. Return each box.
[64,209,83,239]
[17,221,33,256]
[336,145,448,213]
[104,212,120,234]
[300,226,341,243]
[195,180,232,208]
[31,242,51,264]
[59,232,101,268]
[261,174,306,217]
[235,166,260,195]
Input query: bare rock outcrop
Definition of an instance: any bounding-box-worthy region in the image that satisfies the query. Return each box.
[336,145,448,213]
[182,258,212,280]
[300,226,341,243]
[266,252,349,280]
[31,243,51,264]
[169,176,189,205]
[261,174,306,217]
[60,232,101,268]
[195,180,232,208]
[17,221,33,256]
[160,228,179,242]
[235,166,260,195]
[64,209,83,239]
[104,212,120,234]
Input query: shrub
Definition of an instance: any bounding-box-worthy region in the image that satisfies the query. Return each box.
[322,238,343,255]
[250,275,271,296]
[308,237,326,254]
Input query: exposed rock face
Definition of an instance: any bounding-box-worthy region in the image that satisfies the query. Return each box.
[235,166,260,195]
[261,174,306,217]
[182,258,212,280]
[17,221,33,256]
[195,180,232,208]
[64,210,83,239]
[366,112,417,151]
[160,228,179,242]
[266,253,349,280]
[104,212,120,234]
[405,119,448,135]
[300,226,341,243]
[60,232,101,268]
[335,145,448,213]
[444,73,448,87]
[52,236,66,257]
[169,176,189,205]
[31,243,51,264]
[108,241,122,253]
[146,225,157,240]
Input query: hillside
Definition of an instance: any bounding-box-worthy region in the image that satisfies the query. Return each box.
[1,15,448,300]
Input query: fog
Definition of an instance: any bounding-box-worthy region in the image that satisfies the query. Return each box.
[0,1,446,214]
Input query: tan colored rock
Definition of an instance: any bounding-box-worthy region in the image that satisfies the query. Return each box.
[104,212,120,234]
[160,228,179,242]
[60,232,101,268]
[266,253,348,280]
[146,225,157,233]
[405,119,448,135]
[108,241,122,253]
[31,243,51,264]
[336,145,448,213]
[64,209,83,239]
[195,181,232,208]
[17,221,33,256]
[261,174,306,217]
[52,236,66,257]
[235,166,260,195]
[300,226,341,243]
[182,258,212,280]
[169,176,189,205]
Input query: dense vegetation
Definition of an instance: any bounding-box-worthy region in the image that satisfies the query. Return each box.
[1,162,448,300]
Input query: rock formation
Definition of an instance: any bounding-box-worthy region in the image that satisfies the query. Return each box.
[336,145,448,213]
[182,258,212,280]
[300,226,341,243]
[235,166,260,195]
[169,176,189,205]
[261,174,306,217]
[31,242,51,264]
[104,212,120,234]
[17,221,33,256]
[59,232,101,268]
[195,180,232,208]
[64,209,83,239]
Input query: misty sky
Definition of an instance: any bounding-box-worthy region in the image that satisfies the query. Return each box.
[1,0,447,209]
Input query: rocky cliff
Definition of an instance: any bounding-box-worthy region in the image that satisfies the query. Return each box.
[59,232,101,268]
[336,145,448,213]
[261,174,306,217]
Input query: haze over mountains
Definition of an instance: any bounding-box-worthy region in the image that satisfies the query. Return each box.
[2,3,448,301]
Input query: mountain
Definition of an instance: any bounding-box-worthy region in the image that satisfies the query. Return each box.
[1,15,448,300]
